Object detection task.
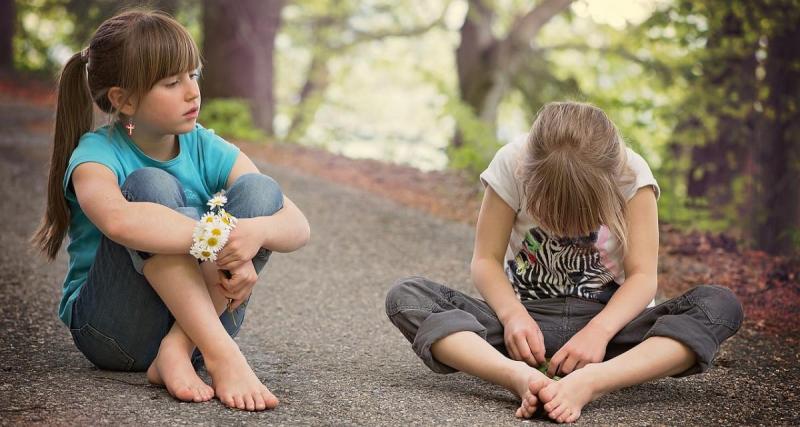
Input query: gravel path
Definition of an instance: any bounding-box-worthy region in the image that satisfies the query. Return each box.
[0,99,798,425]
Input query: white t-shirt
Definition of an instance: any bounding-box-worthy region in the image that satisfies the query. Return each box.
[479,137,660,304]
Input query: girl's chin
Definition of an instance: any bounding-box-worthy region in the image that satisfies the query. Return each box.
[175,120,197,133]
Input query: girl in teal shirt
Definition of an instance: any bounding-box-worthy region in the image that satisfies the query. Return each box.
[32,10,310,411]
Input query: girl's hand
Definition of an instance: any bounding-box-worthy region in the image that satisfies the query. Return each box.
[215,218,264,270]
[217,260,258,310]
[547,323,609,377]
[502,311,546,367]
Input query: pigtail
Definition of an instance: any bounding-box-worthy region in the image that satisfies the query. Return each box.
[31,50,94,260]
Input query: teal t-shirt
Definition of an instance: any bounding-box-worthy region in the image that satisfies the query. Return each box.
[58,123,240,327]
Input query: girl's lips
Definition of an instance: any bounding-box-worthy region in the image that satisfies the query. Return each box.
[183,107,199,118]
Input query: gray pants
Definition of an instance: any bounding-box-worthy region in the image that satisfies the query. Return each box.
[385,276,743,377]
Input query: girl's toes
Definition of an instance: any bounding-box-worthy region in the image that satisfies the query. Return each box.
[245,395,256,411]
[262,391,278,408]
[254,395,266,411]
[234,395,246,410]
[549,404,565,420]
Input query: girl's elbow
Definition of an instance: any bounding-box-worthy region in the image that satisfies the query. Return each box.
[101,210,129,242]
[297,221,311,248]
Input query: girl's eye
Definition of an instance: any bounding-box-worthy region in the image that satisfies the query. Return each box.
[189,72,200,80]
[166,80,179,87]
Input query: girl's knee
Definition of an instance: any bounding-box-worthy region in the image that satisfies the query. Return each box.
[227,173,284,217]
[385,276,439,317]
[688,285,744,331]
[121,167,185,207]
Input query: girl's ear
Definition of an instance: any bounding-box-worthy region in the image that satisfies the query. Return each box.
[107,87,137,116]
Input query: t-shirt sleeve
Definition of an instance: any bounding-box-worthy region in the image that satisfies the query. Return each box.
[63,133,122,195]
[622,148,660,201]
[197,126,240,193]
[480,139,523,213]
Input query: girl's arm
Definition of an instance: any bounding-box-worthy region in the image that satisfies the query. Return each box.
[546,186,659,376]
[221,151,311,254]
[472,186,546,366]
[585,186,660,337]
[72,163,195,253]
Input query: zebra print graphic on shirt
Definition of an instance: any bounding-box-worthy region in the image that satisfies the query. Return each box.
[506,227,619,303]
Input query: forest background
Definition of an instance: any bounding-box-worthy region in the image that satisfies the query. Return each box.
[1,0,798,256]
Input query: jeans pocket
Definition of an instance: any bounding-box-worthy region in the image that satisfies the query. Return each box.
[685,285,744,331]
[70,324,135,371]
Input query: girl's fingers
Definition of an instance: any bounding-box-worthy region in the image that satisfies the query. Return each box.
[547,351,564,377]
[506,338,519,361]
[527,333,545,365]
[515,335,532,361]
[217,270,230,289]
[560,355,579,375]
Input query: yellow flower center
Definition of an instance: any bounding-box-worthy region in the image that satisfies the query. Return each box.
[207,237,218,247]
[201,250,212,257]
[211,228,222,236]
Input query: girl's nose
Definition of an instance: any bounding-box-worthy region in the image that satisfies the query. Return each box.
[186,85,200,101]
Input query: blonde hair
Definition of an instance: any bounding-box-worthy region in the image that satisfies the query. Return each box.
[32,9,201,260]
[518,101,633,251]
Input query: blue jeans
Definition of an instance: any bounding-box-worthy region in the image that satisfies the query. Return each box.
[69,167,284,371]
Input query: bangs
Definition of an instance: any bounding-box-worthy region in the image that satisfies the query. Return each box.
[121,11,201,96]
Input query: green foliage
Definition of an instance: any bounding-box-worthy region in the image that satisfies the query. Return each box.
[13,0,75,75]
[782,228,800,254]
[420,69,501,176]
[198,99,267,142]
[12,0,199,75]
[445,99,502,176]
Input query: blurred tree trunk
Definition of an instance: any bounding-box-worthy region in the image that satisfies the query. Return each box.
[284,3,447,143]
[679,1,799,254]
[0,0,14,72]
[686,11,758,213]
[286,49,331,143]
[202,0,284,135]
[753,19,800,254]
[454,0,572,147]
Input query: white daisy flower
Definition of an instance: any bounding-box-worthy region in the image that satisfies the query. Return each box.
[205,233,226,252]
[205,221,230,244]
[200,212,216,224]
[200,249,216,262]
[190,242,215,262]
[207,191,228,209]
[218,209,237,228]
[193,221,209,240]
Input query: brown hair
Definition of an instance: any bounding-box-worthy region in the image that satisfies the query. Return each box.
[519,101,633,251]
[32,9,201,259]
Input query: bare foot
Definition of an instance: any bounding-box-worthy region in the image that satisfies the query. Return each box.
[146,339,214,403]
[204,344,279,411]
[539,363,607,423]
[503,361,554,419]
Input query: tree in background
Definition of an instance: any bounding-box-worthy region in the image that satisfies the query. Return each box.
[453,0,573,148]
[202,0,284,136]
[0,0,14,73]
[282,0,449,144]
[661,0,800,254]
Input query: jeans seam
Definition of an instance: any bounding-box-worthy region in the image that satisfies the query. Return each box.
[75,323,136,370]
[686,294,739,329]
[386,304,436,317]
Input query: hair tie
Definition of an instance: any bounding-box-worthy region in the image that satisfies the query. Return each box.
[80,48,89,64]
